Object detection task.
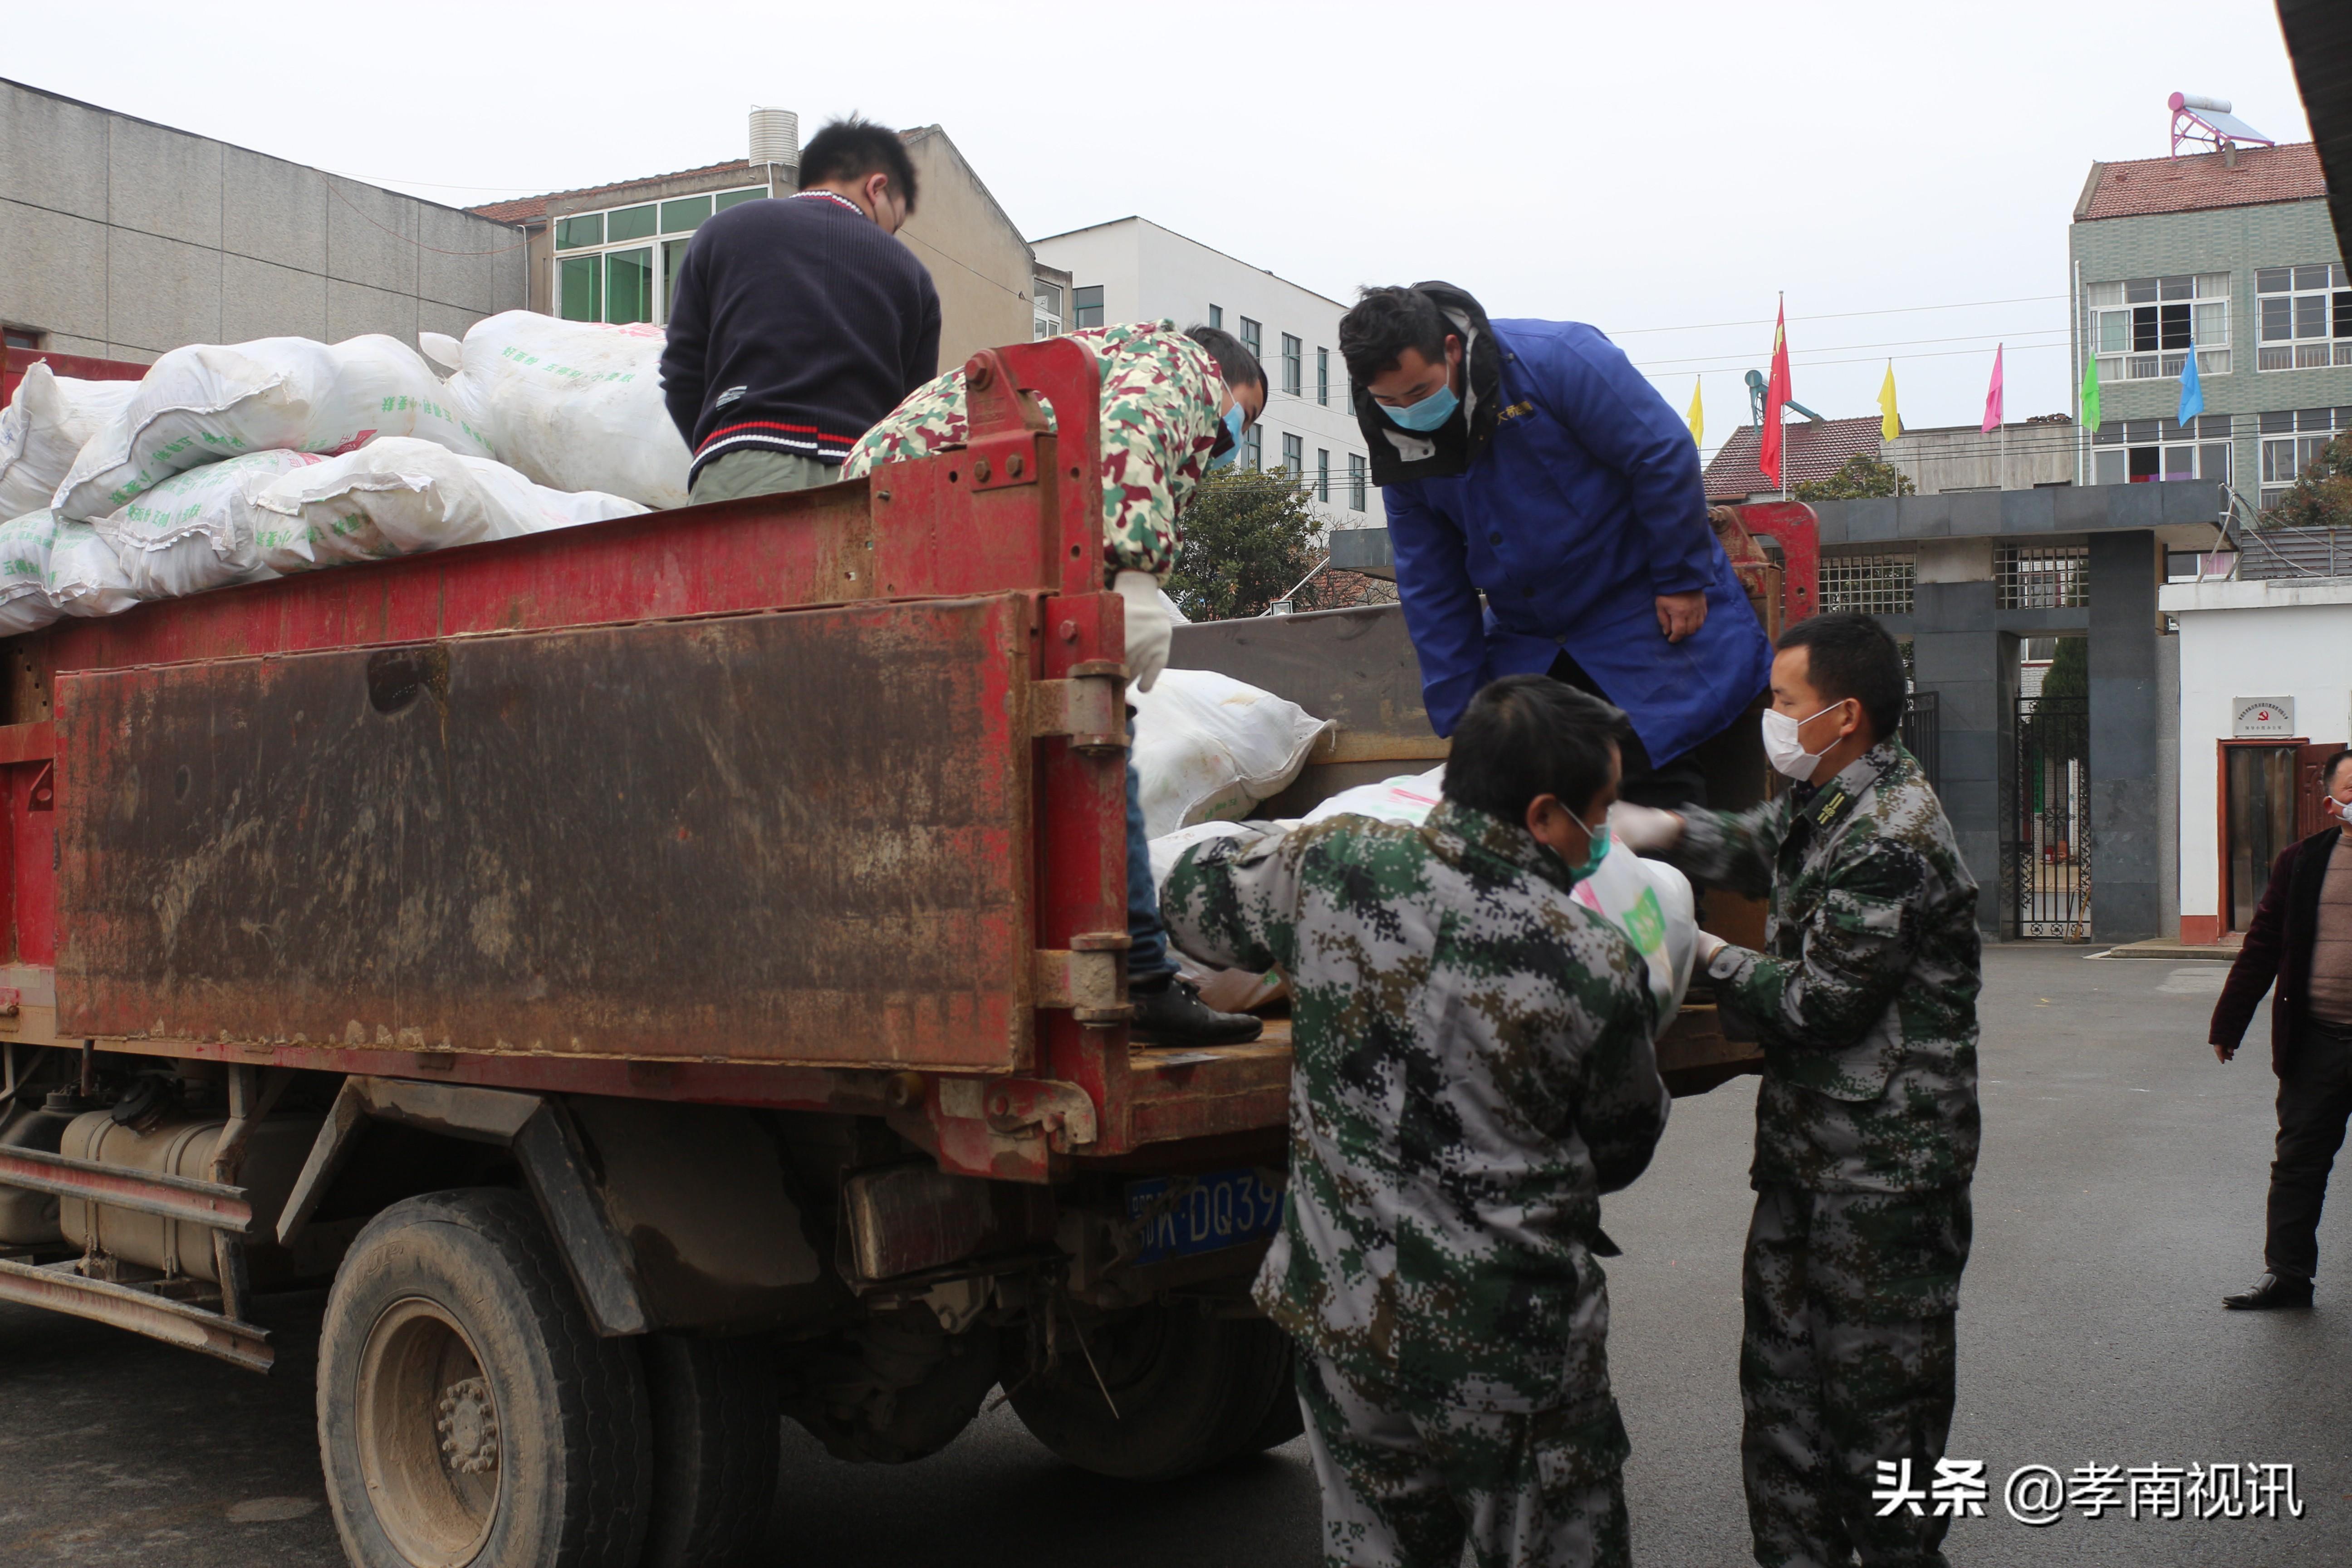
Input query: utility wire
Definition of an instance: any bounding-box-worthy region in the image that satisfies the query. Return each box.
[1604,292,2073,338]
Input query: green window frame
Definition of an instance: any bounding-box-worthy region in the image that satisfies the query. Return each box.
[661,195,712,234]
[554,213,604,251]
[606,249,654,325]
[607,204,657,243]
[559,255,601,322]
[714,186,765,212]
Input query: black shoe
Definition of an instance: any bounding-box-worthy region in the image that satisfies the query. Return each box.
[2223,1273,2314,1310]
[1130,977,1263,1046]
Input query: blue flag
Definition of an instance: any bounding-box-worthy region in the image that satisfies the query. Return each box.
[2177,342,2204,424]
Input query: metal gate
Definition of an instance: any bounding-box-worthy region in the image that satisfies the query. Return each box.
[2013,693,2090,938]
[1901,689,1941,794]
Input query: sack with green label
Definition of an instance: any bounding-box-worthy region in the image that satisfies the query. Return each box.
[1571,841,1698,1033]
[52,335,490,522]
[420,312,691,510]
[0,363,140,521]
[253,437,647,573]
[97,449,325,599]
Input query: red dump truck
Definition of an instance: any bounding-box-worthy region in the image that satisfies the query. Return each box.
[0,338,1813,1568]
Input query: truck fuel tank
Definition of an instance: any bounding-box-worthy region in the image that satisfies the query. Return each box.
[58,1110,320,1284]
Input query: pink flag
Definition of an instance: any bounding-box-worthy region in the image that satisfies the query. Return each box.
[1980,344,2004,434]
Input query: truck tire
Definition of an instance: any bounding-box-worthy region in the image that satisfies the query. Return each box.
[317,1188,651,1568]
[638,1334,778,1568]
[1003,1302,1294,1480]
[1238,1335,1306,1452]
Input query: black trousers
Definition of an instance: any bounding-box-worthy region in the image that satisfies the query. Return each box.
[2265,1016,2352,1280]
[1546,650,1715,811]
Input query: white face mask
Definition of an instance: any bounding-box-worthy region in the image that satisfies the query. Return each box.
[1760,702,1845,782]
[2327,794,2352,825]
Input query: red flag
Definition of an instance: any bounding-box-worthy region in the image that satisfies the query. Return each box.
[1759,300,1792,487]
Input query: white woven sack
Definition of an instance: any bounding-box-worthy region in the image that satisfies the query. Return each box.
[422,313,690,510]
[0,512,65,635]
[98,450,324,599]
[1571,843,1699,1034]
[0,364,139,520]
[52,335,491,521]
[44,518,139,620]
[253,438,648,573]
[1130,668,1331,840]
[1300,766,1446,828]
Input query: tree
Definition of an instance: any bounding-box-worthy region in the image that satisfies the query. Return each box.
[1793,453,1916,503]
[1164,466,1330,621]
[2262,432,2352,529]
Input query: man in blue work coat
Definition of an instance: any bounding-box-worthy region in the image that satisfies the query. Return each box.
[1341,282,1772,806]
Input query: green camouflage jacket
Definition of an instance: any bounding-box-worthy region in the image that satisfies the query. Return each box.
[840,319,1222,578]
[1163,801,1669,1414]
[1673,740,1981,1195]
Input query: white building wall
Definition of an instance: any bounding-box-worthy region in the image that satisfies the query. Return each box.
[2156,577,2352,929]
[1032,218,1384,535]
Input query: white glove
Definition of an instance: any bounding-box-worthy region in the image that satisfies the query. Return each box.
[1607,802,1685,853]
[1696,930,1729,970]
[1113,570,1172,693]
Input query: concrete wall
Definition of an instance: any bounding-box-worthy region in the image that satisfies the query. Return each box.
[2070,195,2352,495]
[0,78,523,363]
[896,129,1034,372]
[2156,576,2352,939]
[1885,422,2077,494]
[1034,217,1386,533]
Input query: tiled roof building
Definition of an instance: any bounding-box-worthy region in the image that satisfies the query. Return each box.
[1702,416,1884,500]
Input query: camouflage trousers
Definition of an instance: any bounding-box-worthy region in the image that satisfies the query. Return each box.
[1298,1350,1632,1568]
[1741,1183,1972,1568]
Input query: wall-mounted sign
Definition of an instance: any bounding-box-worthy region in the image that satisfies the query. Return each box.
[2233,696,2296,738]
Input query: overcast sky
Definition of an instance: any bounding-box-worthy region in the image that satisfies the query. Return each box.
[2,0,2315,459]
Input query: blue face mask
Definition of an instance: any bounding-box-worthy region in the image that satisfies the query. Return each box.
[1382,381,1459,433]
[1207,403,1246,470]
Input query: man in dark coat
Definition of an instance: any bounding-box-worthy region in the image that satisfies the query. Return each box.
[2211,746,2352,1309]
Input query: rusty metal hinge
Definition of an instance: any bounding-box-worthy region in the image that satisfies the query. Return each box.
[1030,665,1127,755]
[1033,932,1131,1024]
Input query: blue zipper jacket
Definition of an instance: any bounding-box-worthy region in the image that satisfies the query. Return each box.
[1384,318,1772,763]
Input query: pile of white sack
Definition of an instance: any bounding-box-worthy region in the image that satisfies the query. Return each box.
[0,312,692,636]
[1150,761,1701,1034]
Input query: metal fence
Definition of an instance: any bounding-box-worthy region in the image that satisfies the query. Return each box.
[2234,526,2352,580]
[2012,692,2091,939]
[1900,690,1941,794]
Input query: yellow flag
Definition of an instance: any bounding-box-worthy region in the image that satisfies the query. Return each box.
[1878,360,1901,442]
[1685,377,1704,448]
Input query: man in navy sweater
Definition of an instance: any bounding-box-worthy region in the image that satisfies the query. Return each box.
[661,118,942,503]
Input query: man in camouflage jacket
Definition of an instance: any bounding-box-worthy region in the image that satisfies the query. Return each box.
[1615,612,1980,1568]
[846,319,1271,1045]
[1165,676,1671,1568]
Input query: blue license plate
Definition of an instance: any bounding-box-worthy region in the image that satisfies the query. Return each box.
[1126,1167,1286,1264]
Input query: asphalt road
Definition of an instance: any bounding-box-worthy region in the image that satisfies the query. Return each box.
[2,944,2346,1567]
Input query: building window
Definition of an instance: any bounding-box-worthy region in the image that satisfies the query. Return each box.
[1239,316,1262,362]
[2090,414,2232,486]
[1281,334,1303,397]
[1034,280,1063,340]
[1073,285,1104,330]
[1208,304,1223,330]
[1,327,40,351]
[1317,347,1330,407]
[1348,452,1367,512]
[2257,405,2352,511]
[1820,549,1916,616]
[2088,273,2229,382]
[1317,447,1331,502]
[1241,424,1262,472]
[1282,432,1303,475]
[554,186,763,324]
[2255,263,2352,370]
[1996,544,2088,609]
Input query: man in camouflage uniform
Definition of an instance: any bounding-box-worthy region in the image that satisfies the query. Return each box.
[845,319,1270,1044]
[1613,611,1981,1568]
[1164,675,1671,1568]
